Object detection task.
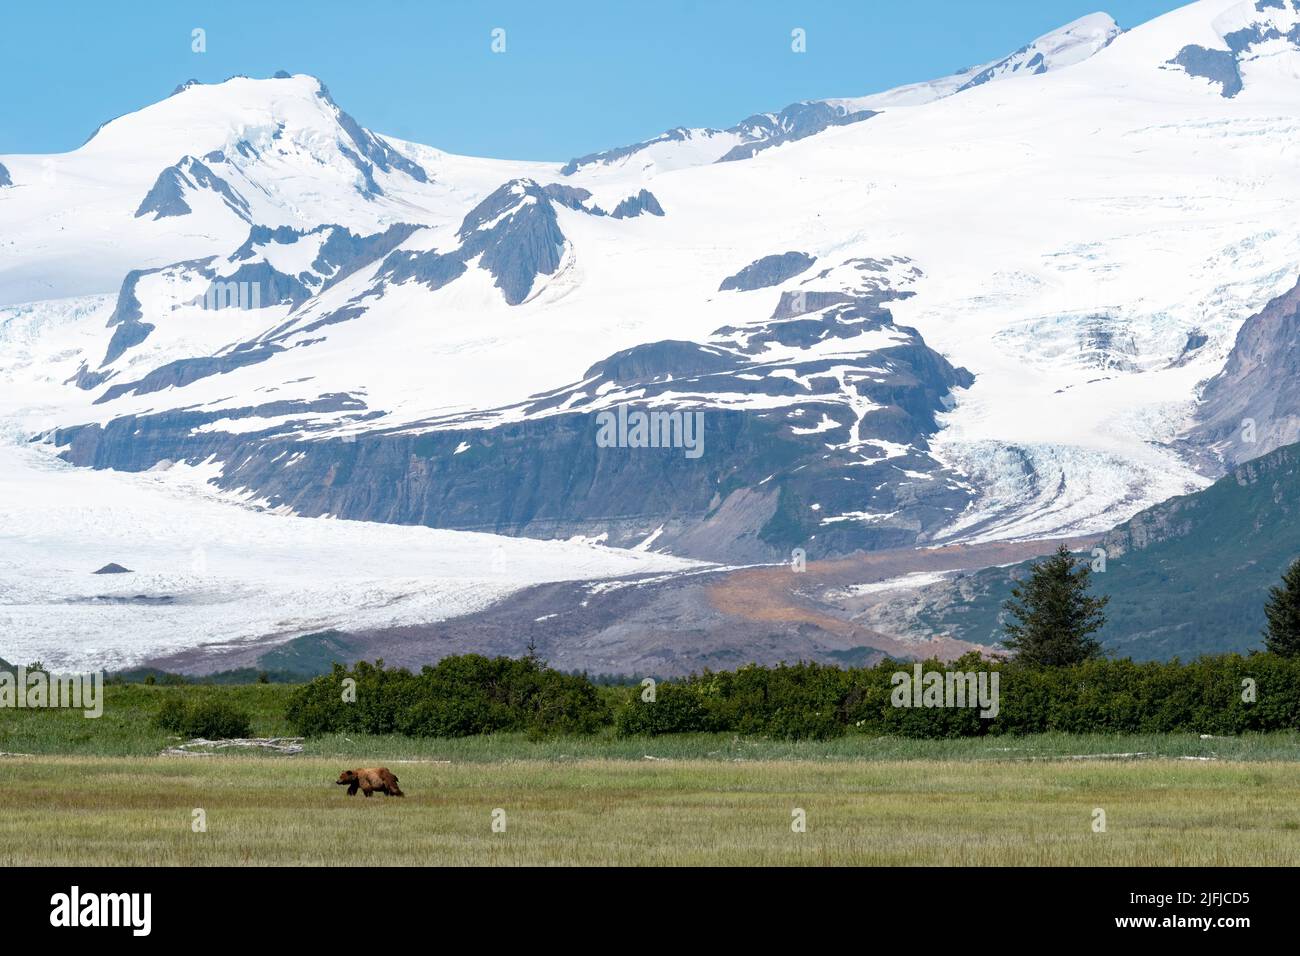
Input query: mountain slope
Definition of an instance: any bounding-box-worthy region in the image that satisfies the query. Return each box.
[859,438,1300,659]
[954,12,1123,91]
[1185,273,1300,467]
[562,13,1121,177]
[0,74,552,307]
[3,0,1300,572]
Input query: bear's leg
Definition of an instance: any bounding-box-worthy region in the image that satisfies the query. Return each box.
[347,783,359,796]
[363,787,374,797]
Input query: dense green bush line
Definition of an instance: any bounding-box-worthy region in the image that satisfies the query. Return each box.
[286,656,609,739]
[285,653,1300,740]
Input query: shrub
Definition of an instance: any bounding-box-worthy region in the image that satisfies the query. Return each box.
[286,655,610,738]
[614,682,713,736]
[153,696,188,734]
[154,696,252,739]
[287,653,1300,740]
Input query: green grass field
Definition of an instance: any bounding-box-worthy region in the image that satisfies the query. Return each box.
[2,755,1299,865]
[5,682,1300,761]
[4,683,1300,865]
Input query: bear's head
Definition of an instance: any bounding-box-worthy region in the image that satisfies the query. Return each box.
[336,770,359,786]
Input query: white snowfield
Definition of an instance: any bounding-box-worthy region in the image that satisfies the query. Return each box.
[1,0,1299,665]
[0,442,697,672]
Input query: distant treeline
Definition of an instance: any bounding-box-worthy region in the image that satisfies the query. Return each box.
[285,653,1300,740]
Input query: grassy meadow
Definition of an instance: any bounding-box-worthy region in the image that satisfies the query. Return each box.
[3,682,1300,865]
[2,754,1299,866]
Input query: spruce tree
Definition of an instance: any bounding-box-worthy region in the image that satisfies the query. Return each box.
[1000,545,1108,666]
[1263,558,1300,657]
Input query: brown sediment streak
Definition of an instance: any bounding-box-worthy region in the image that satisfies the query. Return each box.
[706,536,1102,662]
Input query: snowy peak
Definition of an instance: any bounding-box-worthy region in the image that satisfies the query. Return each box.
[560,101,880,177]
[956,12,1122,91]
[0,72,451,305]
[314,81,429,186]
[561,12,1120,177]
[79,73,430,216]
[8,0,1300,569]
[715,102,880,163]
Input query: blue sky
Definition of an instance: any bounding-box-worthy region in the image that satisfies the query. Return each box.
[1,0,1189,160]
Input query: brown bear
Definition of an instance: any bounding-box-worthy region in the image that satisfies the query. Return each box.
[336,768,404,797]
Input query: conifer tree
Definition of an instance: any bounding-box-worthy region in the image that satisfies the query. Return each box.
[1001,545,1108,666]
[1263,558,1300,657]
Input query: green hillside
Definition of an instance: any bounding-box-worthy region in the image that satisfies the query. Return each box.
[917,442,1300,660]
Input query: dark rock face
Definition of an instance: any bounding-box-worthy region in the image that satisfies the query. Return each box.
[202,223,418,317]
[102,319,155,371]
[55,394,374,472]
[93,563,133,575]
[562,127,697,176]
[459,182,567,304]
[609,189,665,219]
[206,261,312,311]
[1185,275,1300,468]
[336,144,383,197]
[1166,12,1300,98]
[959,49,1048,91]
[134,156,252,221]
[716,103,878,162]
[381,179,568,305]
[772,289,855,318]
[541,183,594,210]
[315,81,429,185]
[1170,329,1208,367]
[99,268,167,367]
[561,100,877,175]
[1167,46,1244,97]
[954,16,1120,93]
[720,252,816,292]
[237,223,420,322]
[582,341,742,386]
[375,180,670,306]
[57,396,968,564]
[66,363,112,390]
[54,269,975,562]
[379,247,468,293]
[538,183,663,219]
[134,163,195,218]
[95,345,283,404]
[83,223,419,395]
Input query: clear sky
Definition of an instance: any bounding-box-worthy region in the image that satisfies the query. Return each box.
[1,0,1191,161]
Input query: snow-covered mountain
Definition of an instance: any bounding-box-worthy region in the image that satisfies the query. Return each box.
[4,0,1300,667]
[563,13,1123,176]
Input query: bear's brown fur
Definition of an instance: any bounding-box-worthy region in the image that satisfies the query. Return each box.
[336,767,404,797]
